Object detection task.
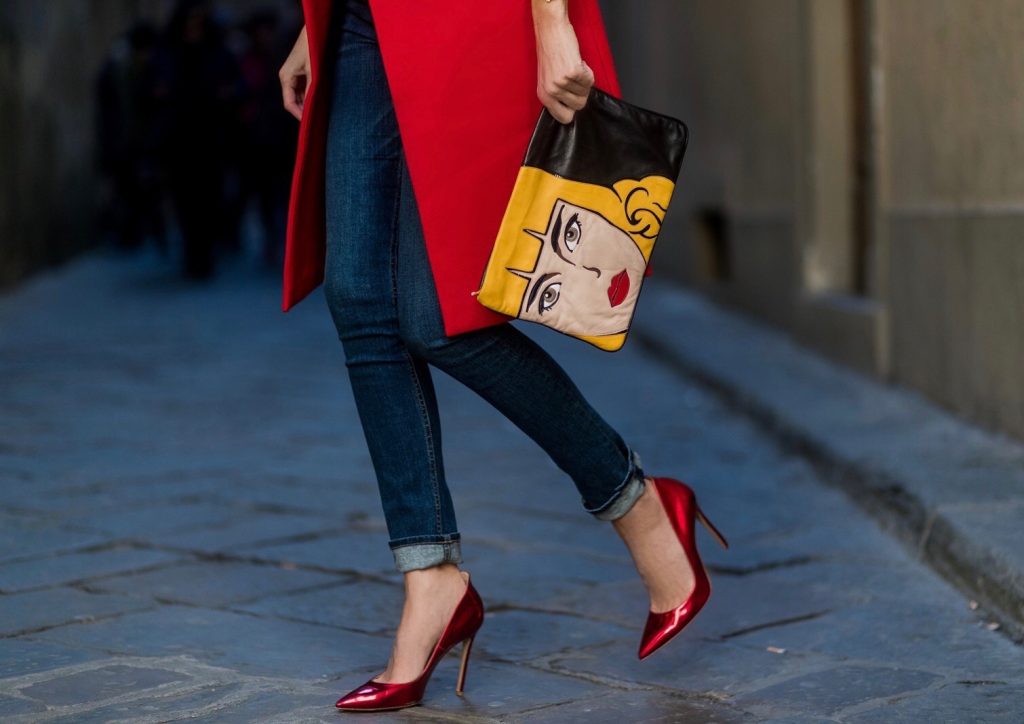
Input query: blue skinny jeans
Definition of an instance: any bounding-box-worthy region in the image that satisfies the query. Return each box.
[322,0,647,573]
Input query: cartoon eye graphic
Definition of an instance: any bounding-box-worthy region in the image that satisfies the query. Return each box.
[539,281,562,314]
[563,214,582,252]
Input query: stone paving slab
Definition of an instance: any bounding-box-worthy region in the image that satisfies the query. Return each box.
[135,513,345,554]
[70,681,249,724]
[0,639,106,680]
[471,610,632,664]
[0,546,181,593]
[236,529,397,575]
[843,680,1024,724]
[1,250,1022,721]
[231,579,401,634]
[0,588,152,637]
[0,514,109,565]
[30,606,384,681]
[206,478,385,523]
[542,632,828,700]
[463,546,640,610]
[17,663,191,707]
[736,593,1024,681]
[86,560,344,607]
[55,501,241,539]
[510,690,751,723]
[380,658,612,721]
[730,664,943,719]
[0,654,341,724]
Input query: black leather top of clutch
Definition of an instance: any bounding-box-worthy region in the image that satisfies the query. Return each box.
[522,86,689,189]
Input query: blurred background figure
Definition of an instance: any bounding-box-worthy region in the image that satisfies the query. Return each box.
[95,21,170,255]
[236,9,298,270]
[162,0,244,281]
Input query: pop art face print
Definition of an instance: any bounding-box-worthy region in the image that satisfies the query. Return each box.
[474,87,688,352]
[510,197,652,337]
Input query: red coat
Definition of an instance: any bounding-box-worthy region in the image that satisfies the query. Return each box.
[283,0,622,337]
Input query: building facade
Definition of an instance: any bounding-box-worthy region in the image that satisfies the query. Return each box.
[603,0,1024,441]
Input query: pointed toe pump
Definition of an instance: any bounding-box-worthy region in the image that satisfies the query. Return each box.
[638,477,729,660]
[335,569,485,712]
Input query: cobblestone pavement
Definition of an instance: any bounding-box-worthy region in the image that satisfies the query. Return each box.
[1,249,1022,722]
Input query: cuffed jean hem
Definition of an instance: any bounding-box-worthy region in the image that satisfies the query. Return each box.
[585,448,648,521]
[391,538,464,573]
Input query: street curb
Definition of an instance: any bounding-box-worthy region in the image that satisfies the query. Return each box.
[630,280,1024,643]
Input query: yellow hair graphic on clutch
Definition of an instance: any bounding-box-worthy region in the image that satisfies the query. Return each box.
[479,170,674,350]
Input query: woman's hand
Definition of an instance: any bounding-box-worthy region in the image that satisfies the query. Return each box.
[532,0,594,124]
[279,26,310,121]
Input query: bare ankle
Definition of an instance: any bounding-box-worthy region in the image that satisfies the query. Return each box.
[612,477,656,530]
[403,563,464,593]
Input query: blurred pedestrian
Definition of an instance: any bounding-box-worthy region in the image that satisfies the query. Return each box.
[95,22,170,253]
[163,0,243,280]
[237,9,297,269]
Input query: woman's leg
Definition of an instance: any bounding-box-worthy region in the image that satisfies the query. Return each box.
[322,1,461,574]
[381,61,709,623]
[392,166,699,616]
[392,147,648,524]
[323,0,472,687]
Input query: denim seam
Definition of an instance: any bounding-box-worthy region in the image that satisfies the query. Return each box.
[389,533,462,548]
[402,347,443,536]
[392,153,444,538]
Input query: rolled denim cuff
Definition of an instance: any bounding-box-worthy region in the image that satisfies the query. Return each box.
[391,539,463,572]
[587,448,647,521]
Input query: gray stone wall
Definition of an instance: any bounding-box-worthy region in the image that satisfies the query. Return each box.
[0,1,139,287]
[603,0,1024,441]
[880,0,1024,440]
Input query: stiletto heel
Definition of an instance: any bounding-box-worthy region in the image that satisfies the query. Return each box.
[335,570,485,711]
[637,477,730,660]
[455,634,474,696]
[695,503,729,549]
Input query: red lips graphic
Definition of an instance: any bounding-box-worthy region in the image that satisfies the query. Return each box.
[607,269,630,307]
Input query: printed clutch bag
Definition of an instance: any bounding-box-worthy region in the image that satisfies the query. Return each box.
[473,85,689,351]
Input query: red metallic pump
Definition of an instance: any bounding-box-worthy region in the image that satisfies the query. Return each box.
[637,477,730,660]
[335,569,485,712]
